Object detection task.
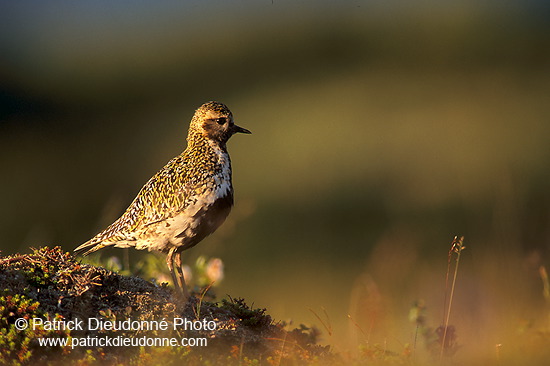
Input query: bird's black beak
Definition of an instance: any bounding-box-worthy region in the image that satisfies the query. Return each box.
[232,124,251,134]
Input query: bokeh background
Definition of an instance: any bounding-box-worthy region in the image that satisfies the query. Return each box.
[1,1,549,363]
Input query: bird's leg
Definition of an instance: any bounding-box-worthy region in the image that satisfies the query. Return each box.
[166,247,184,299]
[173,251,190,301]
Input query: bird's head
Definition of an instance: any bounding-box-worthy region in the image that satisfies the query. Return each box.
[190,101,251,144]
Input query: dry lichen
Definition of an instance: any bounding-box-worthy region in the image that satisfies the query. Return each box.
[0,246,329,365]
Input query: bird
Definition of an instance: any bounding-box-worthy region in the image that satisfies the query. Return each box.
[75,101,251,301]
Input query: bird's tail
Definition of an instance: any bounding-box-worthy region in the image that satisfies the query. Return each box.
[74,240,114,257]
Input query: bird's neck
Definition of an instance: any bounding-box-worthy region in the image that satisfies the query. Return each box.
[187,130,226,149]
[185,131,229,162]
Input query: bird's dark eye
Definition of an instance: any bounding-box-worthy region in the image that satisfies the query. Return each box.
[215,117,227,125]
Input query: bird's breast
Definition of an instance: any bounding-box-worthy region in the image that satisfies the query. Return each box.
[141,144,234,252]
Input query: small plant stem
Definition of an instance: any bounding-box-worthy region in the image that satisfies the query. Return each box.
[442,246,453,326]
[308,307,332,336]
[194,281,214,319]
[440,236,465,363]
[347,314,368,340]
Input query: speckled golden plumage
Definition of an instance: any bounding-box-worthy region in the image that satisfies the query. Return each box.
[75,101,251,300]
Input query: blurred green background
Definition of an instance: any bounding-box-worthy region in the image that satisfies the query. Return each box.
[1,1,549,363]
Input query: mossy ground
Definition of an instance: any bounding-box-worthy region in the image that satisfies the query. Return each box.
[0,246,335,366]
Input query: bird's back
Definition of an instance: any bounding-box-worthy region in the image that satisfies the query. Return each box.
[75,139,234,255]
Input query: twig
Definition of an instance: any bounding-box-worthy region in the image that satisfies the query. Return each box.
[309,307,332,336]
[440,236,465,362]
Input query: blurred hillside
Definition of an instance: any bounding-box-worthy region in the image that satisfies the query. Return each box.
[1,1,550,363]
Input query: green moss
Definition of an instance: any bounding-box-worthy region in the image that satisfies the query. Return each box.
[0,247,337,365]
[218,297,271,328]
[0,291,72,366]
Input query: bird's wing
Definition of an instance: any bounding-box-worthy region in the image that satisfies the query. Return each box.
[123,154,196,229]
[75,154,194,255]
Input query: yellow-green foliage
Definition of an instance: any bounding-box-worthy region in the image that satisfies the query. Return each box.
[0,292,72,366]
[0,247,333,365]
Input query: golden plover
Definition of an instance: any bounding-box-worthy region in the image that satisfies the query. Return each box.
[75,101,251,300]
